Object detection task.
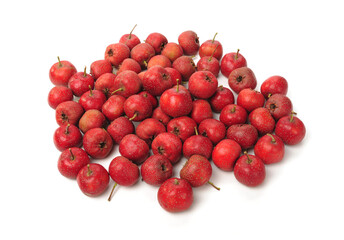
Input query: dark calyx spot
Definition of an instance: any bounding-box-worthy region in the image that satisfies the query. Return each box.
[158,146,164,154]
[201,131,207,137]
[108,49,113,56]
[99,142,107,149]
[205,75,212,82]
[61,113,68,121]
[236,76,243,83]
[173,127,180,136]
[269,103,277,111]
[162,73,168,80]
[161,164,166,172]
[195,37,199,44]
[160,42,166,51]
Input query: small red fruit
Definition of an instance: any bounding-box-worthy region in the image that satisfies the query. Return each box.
[237,88,265,112]
[152,107,171,126]
[254,134,285,164]
[227,124,258,149]
[112,70,142,98]
[249,107,275,135]
[167,116,197,142]
[130,43,155,68]
[55,101,84,126]
[119,134,150,164]
[142,66,173,96]
[275,113,306,145]
[117,58,141,75]
[107,116,135,144]
[136,118,166,146]
[141,155,173,186]
[209,86,234,113]
[199,33,223,60]
[83,128,113,159]
[178,30,200,55]
[145,32,168,54]
[147,55,171,69]
[68,67,95,97]
[95,73,117,98]
[104,43,130,67]
[90,59,113,80]
[220,49,247,78]
[53,124,82,152]
[158,178,193,212]
[172,56,196,81]
[77,163,110,197]
[79,88,107,111]
[265,94,293,120]
[161,42,183,62]
[48,86,73,109]
[151,132,183,165]
[123,94,152,121]
[119,24,141,50]
[101,95,126,121]
[49,56,77,86]
[228,67,257,94]
[219,104,247,127]
[183,127,213,159]
[188,71,218,99]
[191,99,213,124]
[198,119,226,145]
[58,148,90,179]
[261,75,288,99]
[234,153,266,187]
[78,109,107,134]
[212,139,241,171]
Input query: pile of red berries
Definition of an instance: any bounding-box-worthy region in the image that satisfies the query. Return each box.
[48,26,306,213]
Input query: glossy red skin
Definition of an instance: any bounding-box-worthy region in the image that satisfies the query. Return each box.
[152,132,183,165]
[228,67,257,94]
[249,107,275,135]
[178,31,200,55]
[191,99,213,124]
[212,139,241,171]
[136,118,166,146]
[138,91,158,109]
[58,147,90,179]
[167,116,197,142]
[198,119,226,144]
[180,155,212,187]
[265,94,293,120]
[113,70,142,98]
[104,43,130,67]
[161,42,183,62]
[209,86,234,113]
[165,67,182,86]
[142,66,173,96]
[68,71,95,97]
[158,178,193,212]
[160,85,193,118]
[275,115,306,145]
[219,104,248,127]
[119,33,140,50]
[79,109,106,134]
[77,163,110,197]
[55,101,84,126]
[254,134,285,164]
[48,86,73,109]
[107,116,135,144]
[131,43,155,68]
[83,128,113,159]
[237,88,265,112]
[90,59,113,80]
[196,56,220,77]
[147,55,172,69]
[261,76,288,99]
[119,134,150,165]
[220,52,247,78]
[123,94,152,121]
[172,56,196,81]
[146,32,168,54]
[108,156,139,186]
[95,73,117,98]
[188,71,218,99]
[101,95,126,121]
[199,39,223,60]
[183,135,213,159]
[227,124,258,150]
[49,60,77,86]
[141,155,173,186]
[79,89,107,111]
[234,154,266,187]
[152,107,171,126]
[117,58,141,75]
[53,124,82,151]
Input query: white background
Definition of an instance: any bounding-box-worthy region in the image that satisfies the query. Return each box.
[1,0,343,239]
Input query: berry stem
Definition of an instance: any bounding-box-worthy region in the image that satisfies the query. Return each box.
[129,24,137,39]
[212,32,218,43]
[57,56,62,67]
[219,85,223,91]
[111,88,123,95]
[65,124,70,134]
[83,66,87,77]
[208,181,220,191]
[244,152,252,164]
[86,164,92,177]
[235,49,240,60]
[231,106,236,113]
[194,126,198,135]
[129,112,138,121]
[267,133,276,143]
[88,85,93,96]
[209,44,219,61]
[176,79,180,92]
[69,148,75,160]
[108,182,118,201]
[267,93,272,98]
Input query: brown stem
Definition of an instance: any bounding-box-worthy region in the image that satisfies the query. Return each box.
[209,44,219,61]
[208,181,220,191]
[83,66,87,77]
[69,148,75,160]
[108,182,118,201]
[129,24,137,39]
[57,56,62,67]
[267,93,272,98]
[212,32,218,43]
[143,60,148,67]
[219,85,223,91]
[244,152,252,164]
[267,133,276,143]
[111,88,123,95]
[194,126,198,135]
[129,112,138,121]
[235,49,240,60]
[290,111,297,122]
[89,85,93,96]
[86,164,92,177]
[231,106,236,113]
[176,79,180,92]
[65,124,70,134]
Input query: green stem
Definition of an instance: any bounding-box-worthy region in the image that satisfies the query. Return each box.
[129,24,137,39]
[208,181,220,191]
[111,88,123,95]
[209,44,219,61]
[108,182,118,201]
[57,56,62,67]
[267,133,276,143]
[65,124,70,134]
[212,32,218,43]
[86,164,92,177]
[176,79,180,92]
[69,148,75,160]
[235,49,240,60]
[83,66,87,77]
[129,112,138,121]
[194,126,198,135]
